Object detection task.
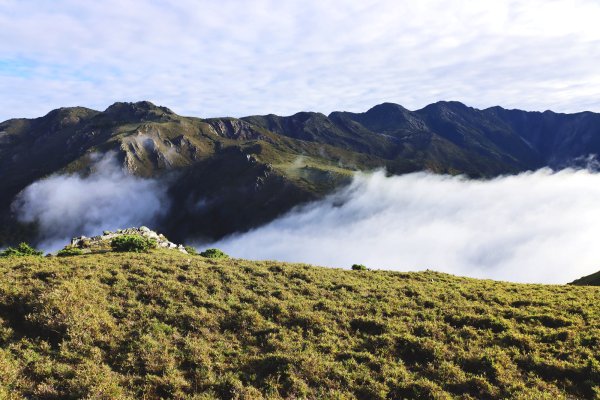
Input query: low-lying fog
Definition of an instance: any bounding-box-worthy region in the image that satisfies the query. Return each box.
[12,153,169,250]
[13,159,600,284]
[208,169,600,284]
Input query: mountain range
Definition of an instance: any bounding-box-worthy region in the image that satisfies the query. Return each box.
[2,100,600,246]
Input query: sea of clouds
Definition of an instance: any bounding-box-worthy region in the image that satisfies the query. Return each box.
[12,159,600,284]
[208,169,600,284]
[12,153,168,251]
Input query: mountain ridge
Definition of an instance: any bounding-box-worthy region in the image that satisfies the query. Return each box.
[3,100,600,246]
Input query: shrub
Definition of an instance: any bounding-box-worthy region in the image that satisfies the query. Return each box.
[444,313,510,333]
[111,235,157,253]
[57,247,84,257]
[184,246,198,255]
[395,334,442,365]
[351,264,367,271]
[389,379,449,400]
[0,242,44,257]
[199,248,229,259]
[350,317,387,335]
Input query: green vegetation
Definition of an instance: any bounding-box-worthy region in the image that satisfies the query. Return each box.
[184,245,198,256]
[199,248,229,259]
[0,251,598,398]
[0,242,43,257]
[351,263,368,271]
[56,246,84,257]
[571,269,600,286]
[111,235,157,253]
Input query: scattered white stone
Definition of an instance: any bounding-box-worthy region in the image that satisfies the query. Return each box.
[70,227,188,254]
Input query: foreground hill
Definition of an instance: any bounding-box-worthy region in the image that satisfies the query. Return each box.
[571,269,600,286]
[3,101,600,246]
[0,252,598,399]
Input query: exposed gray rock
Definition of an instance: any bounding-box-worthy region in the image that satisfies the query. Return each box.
[70,227,188,254]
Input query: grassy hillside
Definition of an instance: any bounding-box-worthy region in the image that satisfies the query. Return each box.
[571,270,600,286]
[0,252,599,399]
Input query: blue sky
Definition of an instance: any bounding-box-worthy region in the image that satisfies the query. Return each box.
[1,0,600,121]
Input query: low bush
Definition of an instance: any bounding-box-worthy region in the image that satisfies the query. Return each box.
[57,247,84,257]
[199,248,229,259]
[351,264,368,271]
[350,317,387,335]
[395,334,442,366]
[445,313,510,333]
[184,246,198,255]
[0,242,43,257]
[111,235,156,253]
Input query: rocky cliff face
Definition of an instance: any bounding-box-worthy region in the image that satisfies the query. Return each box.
[205,118,267,141]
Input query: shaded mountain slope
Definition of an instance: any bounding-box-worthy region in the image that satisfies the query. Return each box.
[571,269,600,286]
[3,100,600,246]
[486,106,600,167]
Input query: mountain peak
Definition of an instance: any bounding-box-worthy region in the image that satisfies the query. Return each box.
[289,111,328,122]
[421,100,470,112]
[41,106,99,121]
[104,101,174,115]
[343,102,425,134]
[365,102,409,114]
[103,101,175,123]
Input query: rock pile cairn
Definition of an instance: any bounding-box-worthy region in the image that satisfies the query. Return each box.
[70,226,188,254]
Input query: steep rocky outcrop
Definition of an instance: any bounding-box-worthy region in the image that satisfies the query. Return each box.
[205,118,266,140]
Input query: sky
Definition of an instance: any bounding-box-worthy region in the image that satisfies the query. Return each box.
[1,0,600,121]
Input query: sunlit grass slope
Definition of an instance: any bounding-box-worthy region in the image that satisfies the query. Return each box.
[0,251,599,399]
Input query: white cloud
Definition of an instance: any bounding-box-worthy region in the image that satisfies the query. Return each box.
[11,153,169,250]
[208,169,600,284]
[1,0,600,120]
